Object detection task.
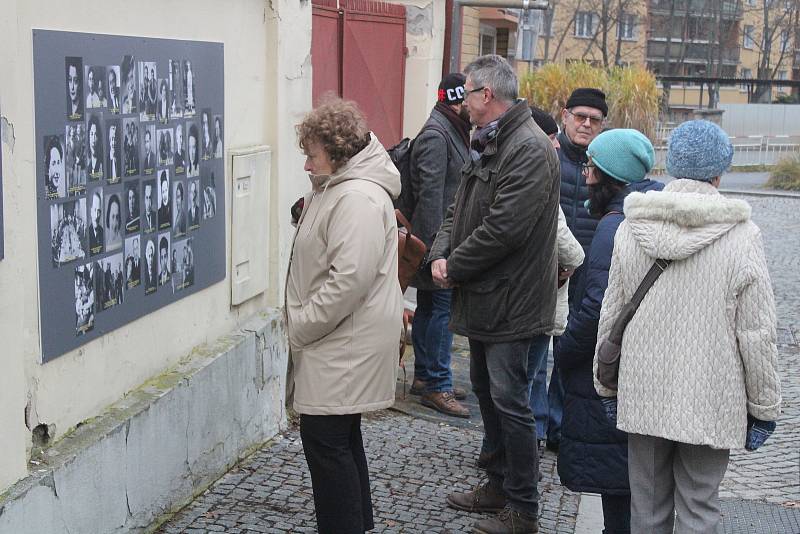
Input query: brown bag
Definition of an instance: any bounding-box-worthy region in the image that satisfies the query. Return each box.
[395,209,426,293]
[596,258,670,391]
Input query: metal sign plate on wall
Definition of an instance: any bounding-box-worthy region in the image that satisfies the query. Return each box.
[33,30,225,362]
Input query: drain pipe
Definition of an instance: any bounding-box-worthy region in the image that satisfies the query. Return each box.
[449,0,549,73]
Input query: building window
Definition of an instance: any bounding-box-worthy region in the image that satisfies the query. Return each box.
[479,25,497,56]
[617,13,636,40]
[740,68,752,91]
[575,12,597,38]
[743,25,755,49]
[781,30,790,53]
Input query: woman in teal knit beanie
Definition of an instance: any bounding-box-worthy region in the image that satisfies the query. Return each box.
[555,128,663,534]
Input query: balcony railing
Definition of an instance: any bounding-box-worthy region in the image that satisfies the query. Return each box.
[649,0,743,19]
[647,41,741,63]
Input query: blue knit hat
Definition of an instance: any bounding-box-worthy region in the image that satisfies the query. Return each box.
[587,129,655,184]
[666,120,733,182]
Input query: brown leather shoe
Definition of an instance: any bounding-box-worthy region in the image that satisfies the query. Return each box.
[447,481,507,513]
[472,505,539,534]
[421,391,470,418]
[410,379,468,400]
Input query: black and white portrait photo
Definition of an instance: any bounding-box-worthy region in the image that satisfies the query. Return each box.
[88,188,104,256]
[85,65,107,109]
[123,118,140,176]
[188,179,201,230]
[97,252,124,310]
[65,56,84,121]
[121,55,138,114]
[183,60,196,116]
[201,109,213,161]
[186,122,200,178]
[158,232,171,287]
[169,59,183,118]
[124,235,141,290]
[105,191,123,252]
[202,170,217,220]
[141,123,156,175]
[157,78,170,123]
[107,65,121,114]
[106,118,122,184]
[158,127,174,166]
[124,180,140,234]
[172,238,195,292]
[44,134,66,199]
[74,263,95,335]
[157,170,171,230]
[173,181,187,237]
[141,178,157,234]
[143,237,157,294]
[87,112,104,181]
[213,115,224,159]
[173,122,186,175]
[66,123,87,196]
[51,198,87,267]
[138,61,157,121]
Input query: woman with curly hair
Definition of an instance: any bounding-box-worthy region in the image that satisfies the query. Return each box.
[286,98,403,534]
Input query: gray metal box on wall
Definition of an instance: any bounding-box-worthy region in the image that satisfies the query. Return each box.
[33,30,225,362]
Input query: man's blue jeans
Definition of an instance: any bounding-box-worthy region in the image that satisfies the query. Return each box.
[526,335,552,440]
[470,337,539,516]
[412,289,454,392]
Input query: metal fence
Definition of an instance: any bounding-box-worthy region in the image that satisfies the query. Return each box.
[653,135,800,170]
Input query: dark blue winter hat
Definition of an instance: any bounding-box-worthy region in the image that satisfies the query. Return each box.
[666,120,733,182]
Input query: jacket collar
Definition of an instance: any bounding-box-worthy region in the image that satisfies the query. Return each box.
[476,99,532,158]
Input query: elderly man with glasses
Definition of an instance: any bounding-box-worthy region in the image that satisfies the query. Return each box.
[536,87,609,455]
[430,54,560,534]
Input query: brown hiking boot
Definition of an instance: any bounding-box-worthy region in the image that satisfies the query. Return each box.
[421,391,470,418]
[410,378,468,400]
[447,481,507,513]
[472,505,539,534]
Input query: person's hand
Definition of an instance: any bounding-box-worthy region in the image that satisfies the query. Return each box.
[558,267,575,288]
[600,397,618,425]
[745,415,776,451]
[431,259,453,289]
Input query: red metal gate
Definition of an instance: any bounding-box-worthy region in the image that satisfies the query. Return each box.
[311,0,406,147]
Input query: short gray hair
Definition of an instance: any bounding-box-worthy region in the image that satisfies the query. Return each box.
[464,55,518,104]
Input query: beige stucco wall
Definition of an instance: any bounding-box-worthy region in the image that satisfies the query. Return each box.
[666,85,749,106]
[398,0,448,137]
[0,0,310,492]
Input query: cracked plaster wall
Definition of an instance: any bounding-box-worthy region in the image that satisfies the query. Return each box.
[0,0,311,495]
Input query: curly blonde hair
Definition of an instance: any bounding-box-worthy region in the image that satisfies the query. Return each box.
[296,96,370,171]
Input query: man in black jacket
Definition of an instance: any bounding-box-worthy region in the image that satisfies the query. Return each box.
[408,73,471,418]
[431,55,559,534]
[546,88,607,452]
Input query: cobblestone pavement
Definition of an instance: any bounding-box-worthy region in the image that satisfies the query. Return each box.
[718,195,800,506]
[156,192,799,533]
[156,411,578,533]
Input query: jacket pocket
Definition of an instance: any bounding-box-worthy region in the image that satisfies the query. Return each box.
[462,277,509,331]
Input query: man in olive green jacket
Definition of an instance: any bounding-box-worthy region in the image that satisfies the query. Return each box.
[429,55,560,534]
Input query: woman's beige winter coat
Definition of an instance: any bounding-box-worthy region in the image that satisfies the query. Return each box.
[547,207,585,337]
[286,133,404,415]
[594,179,781,450]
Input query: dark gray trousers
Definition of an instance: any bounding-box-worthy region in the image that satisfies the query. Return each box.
[628,433,730,534]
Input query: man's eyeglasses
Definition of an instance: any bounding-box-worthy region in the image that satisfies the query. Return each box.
[581,163,596,175]
[465,86,486,97]
[568,109,604,127]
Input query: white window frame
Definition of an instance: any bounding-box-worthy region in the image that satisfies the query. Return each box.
[781,30,790,53]
[617,12,636,40]
[479,24,497,56]
[575,11,597,38]
[743,25,755,49]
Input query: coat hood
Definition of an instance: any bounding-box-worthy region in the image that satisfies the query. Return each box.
[604,178,663,214]
[623,178,751,260]
[323,132,401,199]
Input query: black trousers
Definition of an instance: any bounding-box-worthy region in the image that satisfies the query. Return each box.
[300,413,374,534]
[601,493,631,534]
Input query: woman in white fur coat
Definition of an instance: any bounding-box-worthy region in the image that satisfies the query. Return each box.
[594,120,781,534]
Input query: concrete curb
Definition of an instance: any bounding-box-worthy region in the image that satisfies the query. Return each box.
[721,188,800,199]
